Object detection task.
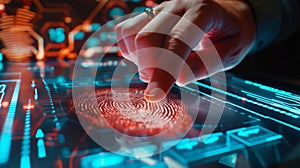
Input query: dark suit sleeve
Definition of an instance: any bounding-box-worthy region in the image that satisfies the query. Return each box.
[247,0,300,53]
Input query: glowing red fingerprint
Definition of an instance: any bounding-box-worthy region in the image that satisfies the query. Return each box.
[72,88,192,136]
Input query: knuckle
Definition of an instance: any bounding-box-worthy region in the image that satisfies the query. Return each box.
[191,0,215,14]
[115,23,123,33]
[169,28,185,40]
[167,29,187,50]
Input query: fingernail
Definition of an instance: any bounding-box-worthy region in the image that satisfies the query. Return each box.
[144,83,165,102]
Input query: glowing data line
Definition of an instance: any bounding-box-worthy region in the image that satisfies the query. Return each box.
[0,84,7,109]
[0,84,6,93]
[244,80,292,96]
[182,82,300,132]
[37,139,46,159]
[34,88,38,100]
[276,94,300,106]
[0,80,20,164]
[241,90,300,117]
[20,99,32,168]
[195,81,299,118]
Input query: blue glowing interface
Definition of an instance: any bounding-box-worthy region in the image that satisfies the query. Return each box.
[48,28,66,43]
[227,125,282,147]
[1,62,300,168]
[180,75,300,132]
[1,0,299,167]
[0,74,21,165]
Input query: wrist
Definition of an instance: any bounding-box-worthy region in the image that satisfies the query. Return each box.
[216,0,257,54]
[244,0,283,54]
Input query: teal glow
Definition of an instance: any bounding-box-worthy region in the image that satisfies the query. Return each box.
[100,32,117,43]
[100,33,106,41]
[35,129,44,138]
[173,134,245,163]
[163,156,186,168]
[42,79,47,85]
[30,81,36,88]
[34,88,38,101]
[20,102,32,167]
[20,156,31,168]
[0,84,6,92]
[48,27,65,43]
[74,31,85,40]
[90,153,124,167]
[130,145,157,157]
[106,21,115,28]
[219,153,237,168]
[55,122,61,130]
[91,23,101,31]
[37,139,46,158]
[0,52,3,61]
[108,7,125,19]
[0,80,20,164]
[227,126,283,147]
[275,94,300,106]
[190,81,300,131]
[265,135,283,142]
[58,134,65,143]
[56,75,66,84]
[200,132,222,145]
[241,90,299,118]
[203,136,220,145]
[141,162,168,168]
[0,85,5,107]
[176,138,198,150]
[0,134,11,163]
[237,128,260,137]
[132,6,146,13]
[87,37,100,47]
[245,80,291,96]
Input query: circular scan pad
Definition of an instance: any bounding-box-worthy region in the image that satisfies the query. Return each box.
[72,88,192,136]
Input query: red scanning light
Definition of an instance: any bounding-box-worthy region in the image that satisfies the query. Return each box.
[1,101,9,108]
[23,104,35,110]
[72,88,192,136]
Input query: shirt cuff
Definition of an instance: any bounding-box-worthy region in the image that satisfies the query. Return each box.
[246,0,283,54]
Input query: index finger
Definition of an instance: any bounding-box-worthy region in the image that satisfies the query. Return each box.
[144,10,211,102]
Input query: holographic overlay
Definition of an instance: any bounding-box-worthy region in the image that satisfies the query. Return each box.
[72,88,192,136]
[72,12,227,157]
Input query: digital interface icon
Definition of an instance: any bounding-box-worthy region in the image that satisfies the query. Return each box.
[227,125,283,147]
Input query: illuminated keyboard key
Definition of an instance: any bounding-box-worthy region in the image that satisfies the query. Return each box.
[226,125,282,147]
[163,132,245,167]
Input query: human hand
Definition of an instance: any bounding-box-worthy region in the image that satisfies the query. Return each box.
[115,0,256,102]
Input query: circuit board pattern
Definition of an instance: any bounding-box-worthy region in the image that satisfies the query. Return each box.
[0,0,159,61]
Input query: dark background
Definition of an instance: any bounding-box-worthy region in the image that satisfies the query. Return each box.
[232,31,300,87]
